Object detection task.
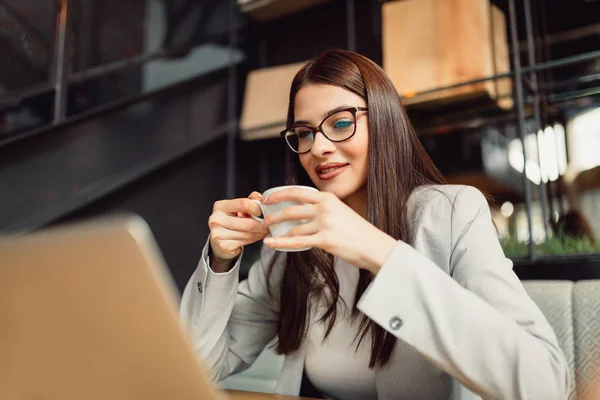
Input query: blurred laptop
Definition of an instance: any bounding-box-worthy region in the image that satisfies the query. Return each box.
[0,215,227,400]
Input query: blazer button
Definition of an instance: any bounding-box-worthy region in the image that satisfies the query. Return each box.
[197,281,203,294]
[389,316,403,330]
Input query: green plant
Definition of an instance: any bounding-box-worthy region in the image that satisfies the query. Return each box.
[501,232,600,258]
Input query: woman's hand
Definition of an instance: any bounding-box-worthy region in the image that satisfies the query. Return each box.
[262,188,397,274]
[208,192,270,268]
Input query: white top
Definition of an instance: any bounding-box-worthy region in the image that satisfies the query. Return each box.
[304,261,378,400]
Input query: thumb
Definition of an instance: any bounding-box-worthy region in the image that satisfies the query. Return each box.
[248,191,263,201]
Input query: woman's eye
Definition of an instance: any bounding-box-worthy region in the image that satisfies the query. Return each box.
[298,130,312,139]
[333,120,353,129]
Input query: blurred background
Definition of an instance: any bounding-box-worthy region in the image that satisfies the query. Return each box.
[1,0,599,290]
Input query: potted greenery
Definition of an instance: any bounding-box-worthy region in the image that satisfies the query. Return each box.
[502,234,600,258]
[503,233,600,281]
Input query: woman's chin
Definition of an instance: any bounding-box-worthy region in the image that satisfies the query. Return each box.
[317,185,354,200]
[310,175,363,200]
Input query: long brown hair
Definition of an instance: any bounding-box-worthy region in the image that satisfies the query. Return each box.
[268,49,445,368]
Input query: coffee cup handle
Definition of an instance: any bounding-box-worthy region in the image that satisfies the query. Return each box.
[250,199,265,222]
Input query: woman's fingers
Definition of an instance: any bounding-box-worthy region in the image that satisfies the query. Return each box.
[238,192,264,218]
[217,239,256,255]
[248,191,263,201]
[214,198,263,218]
[264,234,318,250]
[263,204,317,227]
[263,187,322,205]
[284,221,319,237]
[211,226,267,241]
[209,192,267,261]
[209,211,266,233]
[264,221,320,249]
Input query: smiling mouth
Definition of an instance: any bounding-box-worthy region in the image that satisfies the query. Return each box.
[319,167,342,174]
[316,164,349,179]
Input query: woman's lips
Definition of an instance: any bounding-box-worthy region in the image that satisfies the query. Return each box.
[316,164,349,180]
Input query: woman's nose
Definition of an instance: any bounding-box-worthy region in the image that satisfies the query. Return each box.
[311,131,336,157]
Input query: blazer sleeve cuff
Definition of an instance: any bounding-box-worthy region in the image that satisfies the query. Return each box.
[199,236,242,295]
[181,237,242,328]
[356,240,515,356]
[356,240,437,341]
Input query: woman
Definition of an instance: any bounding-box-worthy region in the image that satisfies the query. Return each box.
[180,50,569,400]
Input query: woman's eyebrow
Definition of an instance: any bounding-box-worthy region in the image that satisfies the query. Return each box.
[293,105,354,126]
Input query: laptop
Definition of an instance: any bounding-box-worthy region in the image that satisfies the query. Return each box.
[0,215,229,400]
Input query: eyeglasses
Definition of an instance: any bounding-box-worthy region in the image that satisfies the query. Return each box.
[280,106,368,154]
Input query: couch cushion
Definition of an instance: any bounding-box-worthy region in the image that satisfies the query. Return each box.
[522,280,576,399]
[523,279,600,400]
[573,281,600,400]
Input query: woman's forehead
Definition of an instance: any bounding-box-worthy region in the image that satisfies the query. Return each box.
[294,84,365,119]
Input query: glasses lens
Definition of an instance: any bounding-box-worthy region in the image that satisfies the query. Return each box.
[285,127,314,153]
[322,111,356,141]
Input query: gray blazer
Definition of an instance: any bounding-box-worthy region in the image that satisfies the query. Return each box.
[180,185,570,400]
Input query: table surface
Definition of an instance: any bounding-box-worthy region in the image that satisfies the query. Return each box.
[227,390,319,400]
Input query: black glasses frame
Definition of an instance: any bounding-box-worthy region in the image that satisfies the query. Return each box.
[280,106,368,154]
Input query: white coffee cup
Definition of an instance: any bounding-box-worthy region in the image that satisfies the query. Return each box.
[251,185,319,252]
